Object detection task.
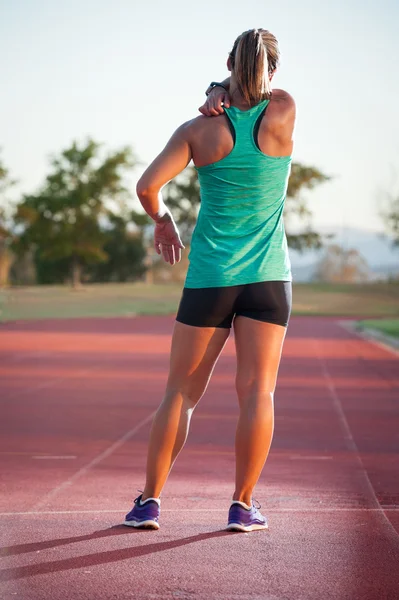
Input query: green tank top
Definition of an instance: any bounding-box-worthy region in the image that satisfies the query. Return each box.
[185,99,292,288]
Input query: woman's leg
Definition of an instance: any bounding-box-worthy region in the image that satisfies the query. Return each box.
[233,316,287,506]
[142,321,229,500]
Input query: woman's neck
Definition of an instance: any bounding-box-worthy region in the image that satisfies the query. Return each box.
[228,72,273,109]
[228,77,250,110]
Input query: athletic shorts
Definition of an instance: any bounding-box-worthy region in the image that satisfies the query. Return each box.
[176,281,292,329]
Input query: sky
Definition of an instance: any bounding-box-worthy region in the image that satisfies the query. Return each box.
[1,0,398,236]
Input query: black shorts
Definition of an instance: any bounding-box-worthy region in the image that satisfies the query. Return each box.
[176,281,292,329]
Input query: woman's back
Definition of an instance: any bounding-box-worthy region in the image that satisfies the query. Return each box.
[184,92,295,289]
[186,89,294,168]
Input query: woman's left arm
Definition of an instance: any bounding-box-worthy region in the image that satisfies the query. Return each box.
[136,123,192,265]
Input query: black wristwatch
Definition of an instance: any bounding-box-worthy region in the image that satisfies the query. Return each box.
[205,82,228,96]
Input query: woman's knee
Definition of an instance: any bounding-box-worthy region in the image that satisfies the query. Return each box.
[236,376,275,402]
[164,384,203,410]
[235,383,275,413]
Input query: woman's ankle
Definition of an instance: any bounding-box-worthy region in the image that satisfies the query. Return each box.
[141,488,160,502]
[232,490,252,507]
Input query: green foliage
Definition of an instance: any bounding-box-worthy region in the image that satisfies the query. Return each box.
[0,153,16,241]
[286,230,323,251]
[381,191,399,246]
[285,163,330,250]
[32,212,148,284]
[88,213,147,282]
[287,163,330,198]
[13,139,135,286]
[35,252,71,284]
[0,155,17,286]
[163,167,200,243]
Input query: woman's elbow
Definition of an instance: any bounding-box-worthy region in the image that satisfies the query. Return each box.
[136,179,149,200]
[136,178,159,200]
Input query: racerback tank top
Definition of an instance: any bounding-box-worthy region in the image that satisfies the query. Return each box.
[185,99,292,288]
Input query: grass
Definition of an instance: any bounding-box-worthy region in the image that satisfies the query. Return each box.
[292,282,399,318]
[1,281,399,322]
[0,283,182,321]
[357,319,399,339]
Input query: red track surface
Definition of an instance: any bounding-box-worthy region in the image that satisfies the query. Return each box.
[0,316,398,600]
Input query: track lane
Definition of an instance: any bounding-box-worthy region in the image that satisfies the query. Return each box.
[1,316,398,600]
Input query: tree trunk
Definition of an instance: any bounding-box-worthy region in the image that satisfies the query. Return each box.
[0,243,13,287]
[71,257,82,289]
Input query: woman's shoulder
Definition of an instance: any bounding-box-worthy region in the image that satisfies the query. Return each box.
[184,114,226,128]
[177,114,227,142]
[271,88,295,104]
[268,89,296,123]
[270,89,296,112]
[170,116,206,144]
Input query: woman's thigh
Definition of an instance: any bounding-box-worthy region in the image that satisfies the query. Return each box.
[233,316,287,398]
[167,321,230,403]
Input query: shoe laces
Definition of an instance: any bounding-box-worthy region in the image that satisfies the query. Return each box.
[134,490,144,504]
[253,498,262,510]
[134,490,161,504]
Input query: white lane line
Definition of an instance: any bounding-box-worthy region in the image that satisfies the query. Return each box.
[0,508,399,516]
[317,342,399,543]
[31,411,155,512]
[289,455,333,460]
[31,456,77,460]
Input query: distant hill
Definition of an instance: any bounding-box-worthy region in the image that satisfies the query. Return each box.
[290,226,399,282]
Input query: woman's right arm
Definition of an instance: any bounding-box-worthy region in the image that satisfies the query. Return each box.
[136,123,192,265]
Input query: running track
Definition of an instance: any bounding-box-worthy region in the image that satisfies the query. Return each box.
[0,316,398,600]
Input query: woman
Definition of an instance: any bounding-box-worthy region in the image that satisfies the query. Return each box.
[124,28,296,532]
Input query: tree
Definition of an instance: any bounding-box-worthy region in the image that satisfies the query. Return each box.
[162,162,330,250]
[163,167,200,244]
[286,163,330,250]
[0,154,16,287]
[381,190,399,247]
[313,244,370,283]
[13,139,135,288]
[24,207,148,285]
[87,211,147,282]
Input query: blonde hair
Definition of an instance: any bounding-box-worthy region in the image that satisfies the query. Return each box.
[229,29,280,106]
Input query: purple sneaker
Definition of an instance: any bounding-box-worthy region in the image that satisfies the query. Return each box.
[227,500,268,532]
[124,494,160,529]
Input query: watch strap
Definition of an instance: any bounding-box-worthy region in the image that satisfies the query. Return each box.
[205,82,228,96]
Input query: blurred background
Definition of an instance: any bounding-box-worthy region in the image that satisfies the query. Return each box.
[1,0,398,336]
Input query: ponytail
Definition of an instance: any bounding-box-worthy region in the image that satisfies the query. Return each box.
[230,29,280,106]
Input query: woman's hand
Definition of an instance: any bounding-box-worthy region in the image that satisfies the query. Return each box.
[198,86,231,116]
[154,214,185,265]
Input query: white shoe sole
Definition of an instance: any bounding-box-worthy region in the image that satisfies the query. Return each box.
[226,522,268,532]
[124,519,159,530]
